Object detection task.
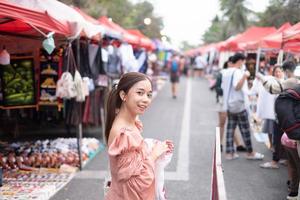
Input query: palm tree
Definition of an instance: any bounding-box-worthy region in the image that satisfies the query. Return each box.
[203,15,231,43]
[220,0,252,34]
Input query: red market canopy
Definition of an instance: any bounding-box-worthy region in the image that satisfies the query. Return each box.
[245,22,292,50]
[1,0,104,39]
[282,22,300,52]
[218,34,242,51]
[98,16,139,45]
[0,0,71,38]
[185,43,218,57]
[283,22,300,42]
[73,7,99,25]
[127,29,155,51]
[73,7,122,39]
[224,26,276,51]
[259,22,291,49]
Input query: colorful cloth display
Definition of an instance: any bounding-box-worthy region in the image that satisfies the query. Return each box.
[1,170,74,200]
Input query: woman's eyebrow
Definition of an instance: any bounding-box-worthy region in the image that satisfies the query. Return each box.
[136,88,152,93]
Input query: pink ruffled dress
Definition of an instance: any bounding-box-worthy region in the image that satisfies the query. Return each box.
[105,122,155,200]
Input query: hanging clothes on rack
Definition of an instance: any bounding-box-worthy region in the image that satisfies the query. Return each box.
[82,88,104,126]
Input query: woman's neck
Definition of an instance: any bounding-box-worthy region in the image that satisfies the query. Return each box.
[116,106,137,126]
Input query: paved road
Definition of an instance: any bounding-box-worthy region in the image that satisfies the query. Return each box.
[51,77,288,200]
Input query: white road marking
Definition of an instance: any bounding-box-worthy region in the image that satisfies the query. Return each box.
[173,77,191,181]
[75,78,192,181]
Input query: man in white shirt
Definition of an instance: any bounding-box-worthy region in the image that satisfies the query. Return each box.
[225,53,264,160]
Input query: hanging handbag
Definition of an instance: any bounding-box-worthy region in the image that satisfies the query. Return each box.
[56,72,76,99]
[56,46,77,99]
[57,44,88,102]
[74,70,86,102]
[96,74,109,87]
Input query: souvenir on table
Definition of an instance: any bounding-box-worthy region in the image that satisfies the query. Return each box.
[38,48,62,106]
[0,57,35,107]
[1,170,74,200]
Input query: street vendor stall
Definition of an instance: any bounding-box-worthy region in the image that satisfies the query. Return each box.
[0,1,108,199]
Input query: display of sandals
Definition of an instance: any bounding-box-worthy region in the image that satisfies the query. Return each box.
[38,49,62,107]
[40,90,57,102]
[41,64,58,75]
[41,78,56,89]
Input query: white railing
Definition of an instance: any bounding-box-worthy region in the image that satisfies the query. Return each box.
[210,127,227,200]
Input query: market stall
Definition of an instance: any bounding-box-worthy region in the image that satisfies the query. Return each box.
[0,1,108,199]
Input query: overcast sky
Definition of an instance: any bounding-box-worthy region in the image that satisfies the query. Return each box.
[135,0,270,47]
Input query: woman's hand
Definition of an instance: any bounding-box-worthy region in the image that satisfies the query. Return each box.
[256,72,264,81]
[165,140,174,153]
[150,142,169,161]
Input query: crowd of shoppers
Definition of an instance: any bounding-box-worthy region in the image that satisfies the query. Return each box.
[210,53,300,200]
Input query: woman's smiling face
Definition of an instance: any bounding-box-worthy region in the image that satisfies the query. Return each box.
[122,79,153,115]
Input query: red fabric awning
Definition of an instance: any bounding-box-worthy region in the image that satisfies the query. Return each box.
[73,10,121,39]
[127,29,155,51]
[283,22,300,42]
[245,23,291,50]
[1,0,105,39]
[98,16,139,45]
[258,22,291,49]
[72,7,102,40]
[185,43,218,56]
[282,22,300,52]
[73,7,99,25]
[218,34,242,51]
[0,0,71,37]
[224,26,276,51]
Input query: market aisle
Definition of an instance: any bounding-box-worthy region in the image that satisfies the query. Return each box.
[141,77,216,199]
[50,77,287,200]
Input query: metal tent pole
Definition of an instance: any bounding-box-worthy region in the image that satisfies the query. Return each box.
[255,48,262,73]
[76,38,83,170]
[77,123,83,170]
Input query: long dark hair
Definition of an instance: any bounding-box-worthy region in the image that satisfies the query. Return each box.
[105,72,152,143]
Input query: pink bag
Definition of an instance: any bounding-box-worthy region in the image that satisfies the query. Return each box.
[281,133,297,149]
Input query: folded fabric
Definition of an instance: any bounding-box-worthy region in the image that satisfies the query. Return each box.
[144,138,173,200]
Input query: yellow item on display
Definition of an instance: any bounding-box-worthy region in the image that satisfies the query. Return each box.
[41,64,57,75]
[41,78,56,89]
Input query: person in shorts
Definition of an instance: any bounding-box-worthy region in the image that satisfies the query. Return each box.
[168,54,180,99]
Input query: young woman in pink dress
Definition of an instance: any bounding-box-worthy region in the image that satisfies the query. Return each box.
[104,72,174,200]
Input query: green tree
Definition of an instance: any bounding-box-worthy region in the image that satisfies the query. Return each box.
[202,15,230,44]
[258,0,300,27]
[96,0,134,26]
[203,0,254,43]
[59,0,163,39]
[220,0,252,34]
[127,1,163,38]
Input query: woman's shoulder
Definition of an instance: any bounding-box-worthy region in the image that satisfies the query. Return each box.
[108,125,142,156]
[107,124,129,146]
